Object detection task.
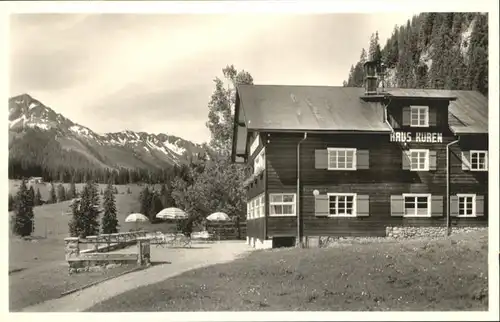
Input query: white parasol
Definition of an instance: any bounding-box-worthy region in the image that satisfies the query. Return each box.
[156,207,188,220]
[206,212,230,222]
[125,213,149,231]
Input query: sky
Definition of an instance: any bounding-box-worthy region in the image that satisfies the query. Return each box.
[9,12,417,144]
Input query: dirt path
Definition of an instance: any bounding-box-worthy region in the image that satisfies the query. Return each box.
[21,241,253,312]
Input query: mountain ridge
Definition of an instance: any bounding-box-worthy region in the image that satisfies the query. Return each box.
[8,93,206,175]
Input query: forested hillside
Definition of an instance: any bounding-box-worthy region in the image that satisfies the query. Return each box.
[344,13,488,96]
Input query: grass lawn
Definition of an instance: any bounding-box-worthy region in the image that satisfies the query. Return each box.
[9,262,141,311]
[9,182,176,271]
[8,181,177,311]
[88,230,488,311]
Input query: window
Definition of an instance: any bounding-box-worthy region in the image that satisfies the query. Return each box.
[403,194,431,216]
[327,148,356,170]
[470,151,488,171]
[410,149,429,171]
[458,194,476,217]
[269,193,296,216]
[410,106,429,127]
[253,148,266,174]
[259,194,265,217]
[327,193,356,216]
[247,194,266,219]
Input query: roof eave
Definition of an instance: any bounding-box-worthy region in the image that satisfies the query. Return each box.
[244,128,392,134]
[387,95,458,101]
[451,129,488,135]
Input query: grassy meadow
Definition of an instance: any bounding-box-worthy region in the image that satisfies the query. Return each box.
[8,179,178,310]
[8,179,177,271]
[89,230,489,311]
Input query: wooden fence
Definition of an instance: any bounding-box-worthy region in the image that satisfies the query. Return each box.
[205,221,247,240]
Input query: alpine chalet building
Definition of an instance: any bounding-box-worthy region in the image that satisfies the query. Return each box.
[231,61,488,249]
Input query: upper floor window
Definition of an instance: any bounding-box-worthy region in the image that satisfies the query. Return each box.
[409,149,429,171]
[253,148,266,174]
[470,151,488,171]
[410,105,429,127]
[327,148,356,170]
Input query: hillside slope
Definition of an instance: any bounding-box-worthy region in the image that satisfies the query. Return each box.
[344,13,488,96]
[8,94,206,181]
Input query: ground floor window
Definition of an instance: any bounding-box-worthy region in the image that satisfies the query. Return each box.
[327,193,356,216]
[269,193,296,216]
[403,194,430,216]
[458,194,476,217]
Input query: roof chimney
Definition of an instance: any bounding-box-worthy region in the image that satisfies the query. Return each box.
[363,60,378,95]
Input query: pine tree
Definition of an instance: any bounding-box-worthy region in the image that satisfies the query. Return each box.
[68,181,100,238]
[149,191,164,222]
[57,184,66,202]
[102,181,119,234]
[28,186,35,208]
[139,186,151,217]
[12,180,34,237]
[369,31,382,63]
[68,180,77,199]
[34,188,42,206]
[8,193,15,211]
[160,184,167,207]
[466,14,488,95]
[49,183,57,204]
[127,187,132,194]
[113,186,118,194]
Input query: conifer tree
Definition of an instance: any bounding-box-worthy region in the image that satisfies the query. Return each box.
[34,188,42,206]
[68,180,77,199]
[12,179,34,237]
[139,186,151,217]
[149,191,164,222]
[127,187,132,194]
[49,183,57,204]
[102,181,119,234]
[28,186,35,208]
[8,193,15,211]
[57,184,66,202]
[68,181,100,238]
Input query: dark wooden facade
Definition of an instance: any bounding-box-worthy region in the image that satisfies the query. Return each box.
[239,90,488,242]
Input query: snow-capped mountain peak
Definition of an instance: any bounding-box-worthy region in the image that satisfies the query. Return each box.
[8,94,204,169]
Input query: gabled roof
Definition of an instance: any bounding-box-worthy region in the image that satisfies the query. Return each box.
[236,85,390,132]
[446,90,488,134]
[235,85,488,135]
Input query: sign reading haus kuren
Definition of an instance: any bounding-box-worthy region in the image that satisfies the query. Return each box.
[390,132,443,143]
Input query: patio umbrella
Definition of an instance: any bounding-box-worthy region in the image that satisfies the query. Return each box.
[206,212,230,222]
[156,207,188,220]
[125,213,149,231]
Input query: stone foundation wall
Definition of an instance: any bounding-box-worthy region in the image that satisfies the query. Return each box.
[385,226,487,239]
[303,226,488,248]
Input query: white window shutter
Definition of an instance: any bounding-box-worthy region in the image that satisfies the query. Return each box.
[461,151,471,170]
[476,195,485,216]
